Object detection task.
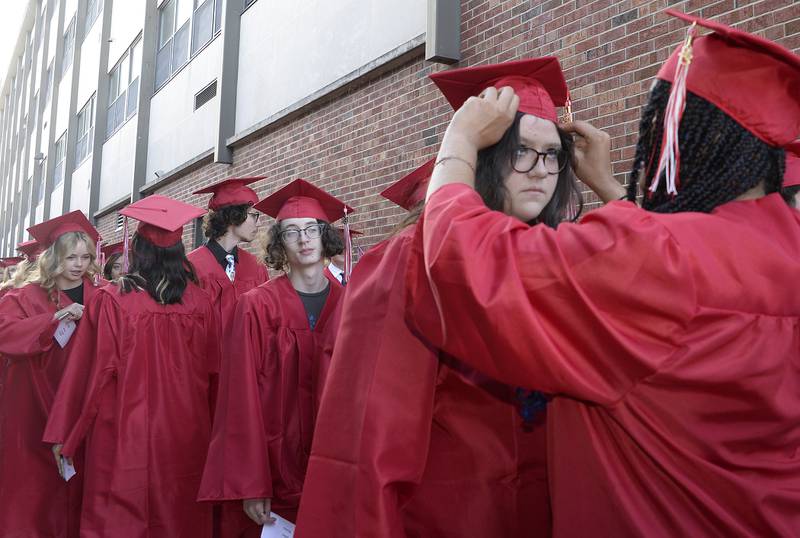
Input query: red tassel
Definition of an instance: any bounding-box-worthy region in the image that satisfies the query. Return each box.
[342,208,352,285]
[122,216,130,272]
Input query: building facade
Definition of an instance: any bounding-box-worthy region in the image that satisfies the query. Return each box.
[0,0,797,256]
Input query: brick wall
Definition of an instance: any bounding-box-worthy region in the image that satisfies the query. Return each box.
[100,0,800,254]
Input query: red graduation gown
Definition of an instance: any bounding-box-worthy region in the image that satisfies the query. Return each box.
[0,278,101,538]
[406,184,800,537]
[296,226,549,538]
[42,283,221,538]
[187,245,268,337]
[198,274,344,523]
[187,246,268,537]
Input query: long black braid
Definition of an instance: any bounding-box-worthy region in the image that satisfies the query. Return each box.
[627,80,785,213]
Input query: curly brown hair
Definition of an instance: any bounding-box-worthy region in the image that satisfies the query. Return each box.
[202,204,250,240]
[263,220,344,271]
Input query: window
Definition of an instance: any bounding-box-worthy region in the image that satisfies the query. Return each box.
[192,0,214,55]
[76,94,95,165]
[61,16,76,78]
[85,0,102,36]
[156,0,223,89]
[43,61,53,103]
[37,165,45,203]
[106,39,142,137]
[31,90,39,131]
[53,132,66,187]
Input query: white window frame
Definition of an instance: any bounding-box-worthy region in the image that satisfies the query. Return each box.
[155,0,223,90]
[75,94,95,165]
[61,16,76,78]
[53,132,66,187]
[84,0,102,37]
[106,38,142,138]
[43,61,53,104]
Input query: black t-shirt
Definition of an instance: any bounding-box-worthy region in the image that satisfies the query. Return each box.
[297,283,330,330]
[63,282,84,305]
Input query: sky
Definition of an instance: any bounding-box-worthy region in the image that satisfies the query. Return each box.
[0,1,32,89]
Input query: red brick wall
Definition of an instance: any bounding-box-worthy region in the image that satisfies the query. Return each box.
[99,0,800,254]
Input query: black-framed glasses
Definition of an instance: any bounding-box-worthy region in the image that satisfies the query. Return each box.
[511,146,568,174]
[279,224,323,243]
[247,211,260,221]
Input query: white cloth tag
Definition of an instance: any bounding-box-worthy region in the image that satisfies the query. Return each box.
[54,320,77,348]
[261,512,295,538]
[62,457,76,481]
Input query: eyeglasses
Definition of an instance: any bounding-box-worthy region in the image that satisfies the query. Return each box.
[247,211,261,221]
[279,224,324,243]
[511,146,568,174]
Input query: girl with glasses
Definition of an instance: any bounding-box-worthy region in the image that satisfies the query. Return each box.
[298,58,627,538]
[405,11,800,536]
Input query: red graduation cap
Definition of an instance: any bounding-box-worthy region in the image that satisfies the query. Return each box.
[380,158,436,211]
[651,10,800,195]
[0,257,24,268]
[119,195,206,248]
[785,142,800,188]
[16,240,43,260]
[27,210,100,249]
[101,240,125,258]
[254,179,354,223]
[429,57,570,123]
[658,10,800,147]
[192,176,264,210]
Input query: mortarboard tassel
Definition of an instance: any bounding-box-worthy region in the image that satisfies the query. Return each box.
[122,216,130,273]
[342,207,352,285]
[564,91,573,123]
[94,239,103,285]
[650,22,697,197]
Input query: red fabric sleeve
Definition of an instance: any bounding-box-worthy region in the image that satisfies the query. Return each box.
[0,288,59,356]
[406,184,697,405]
[42,290,120,456]
[199,293,274,501]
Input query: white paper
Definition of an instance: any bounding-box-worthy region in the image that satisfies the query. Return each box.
[54,319,77,348]
[61,457,76,482]
[261,512,295,538]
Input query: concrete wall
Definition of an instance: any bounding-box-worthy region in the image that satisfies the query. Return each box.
[235,0,426,134]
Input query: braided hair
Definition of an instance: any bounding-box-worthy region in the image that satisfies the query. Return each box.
[627,80,785,213]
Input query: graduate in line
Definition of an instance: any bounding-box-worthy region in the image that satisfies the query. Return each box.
[0,240,44,298]
[0,211,102,538]
[0,257,23,288]
[405,10,800,536]
[199,179,349,527]
[297,58,628,538]
[188,178,269,537]
[324,227,362,286]
[100,241,125,281]
[43,196,221,538]
[189,177,269,335]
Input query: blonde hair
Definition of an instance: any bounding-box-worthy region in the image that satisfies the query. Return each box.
[1,259,37,291]
[27,231,100,304]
